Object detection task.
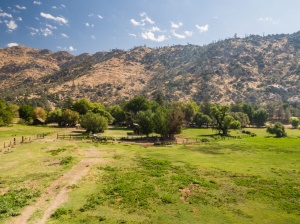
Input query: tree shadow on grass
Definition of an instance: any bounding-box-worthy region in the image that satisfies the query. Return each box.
[186,145,225,155]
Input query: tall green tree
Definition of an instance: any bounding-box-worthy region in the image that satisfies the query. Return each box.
[73,98,93,115]
[253,109,268,127]
[153,107,168,137]
[137,110,154,137]
[46,109,63,125]
[231,112,250,128]
[166,106,184,138]
[80,112,108,133]
[19,104,34,122]
[124,96,150,115]
[107,105,125,124]
[184,101,200,123]
[60,109,79,126]
[92,108,114,123]
[0,101,15,126]
[33,107,47,120]
[210,105,238,135]
[193,112,211,128]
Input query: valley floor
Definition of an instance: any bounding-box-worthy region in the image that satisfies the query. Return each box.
[0,126,299,224]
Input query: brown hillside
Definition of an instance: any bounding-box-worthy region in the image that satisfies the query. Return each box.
[1,32,300,106]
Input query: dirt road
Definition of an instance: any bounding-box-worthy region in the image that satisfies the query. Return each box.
[8,148,103,224]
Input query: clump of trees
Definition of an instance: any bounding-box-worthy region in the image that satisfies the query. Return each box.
[267,122,287,137]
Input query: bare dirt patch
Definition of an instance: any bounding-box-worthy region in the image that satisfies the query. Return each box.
[8,148,104,224]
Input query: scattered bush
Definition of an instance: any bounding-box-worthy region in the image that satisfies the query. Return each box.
[60,156,73,165]
[51,208,69,219]
[266,122,287,137]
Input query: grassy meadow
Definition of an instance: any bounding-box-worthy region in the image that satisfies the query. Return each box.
[0,125,299,223]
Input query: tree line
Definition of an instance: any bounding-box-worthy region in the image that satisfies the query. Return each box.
[0,96,298,138]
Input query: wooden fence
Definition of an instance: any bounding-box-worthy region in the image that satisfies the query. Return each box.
[2,133,48,152]
[57,133,92,140]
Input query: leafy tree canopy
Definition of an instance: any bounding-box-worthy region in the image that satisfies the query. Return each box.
[80,112,108,133]
[266,122,287,137]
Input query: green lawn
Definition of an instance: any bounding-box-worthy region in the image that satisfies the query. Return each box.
[1,126,300,223]
[49,128,300,224]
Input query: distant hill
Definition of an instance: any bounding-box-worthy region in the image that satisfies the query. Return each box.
[2,31,300,106]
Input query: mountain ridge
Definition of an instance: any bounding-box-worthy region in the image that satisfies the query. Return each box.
[1,31,300,106]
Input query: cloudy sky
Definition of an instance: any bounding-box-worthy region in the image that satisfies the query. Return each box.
[1,0,300,54]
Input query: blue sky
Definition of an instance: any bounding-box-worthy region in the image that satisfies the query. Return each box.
[1,0,300,55]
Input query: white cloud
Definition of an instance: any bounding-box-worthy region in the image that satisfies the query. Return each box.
[52,6,57,9]
[0,12,12,18]
[172,31,186,39]
[61,33,69,38]
[184,31,193,36]
[140,12,155,25]
[144,17,154,25]
[40,12,68,25]
[16,5,26,10]
[129,33,137,38]
[141,31,167,42]
[150,26,160,32]
[131,12,155,27]
[61,4,66,8]
[40,28,52,36]
[171,22,183,29]
[85,22,94,27]
[196,24,209,33]
[68,46,76,51]
[16,17,22,21]
[258,17,280,25]
[130,18,145,27]
[7,42,19,47]
[213,16,218,19]
[28,27,39,35]
[97,15,103,19]
[45,24,57,29]
[140,12,147,17]
[6,20,18,32]
[91,35,96,39]
[33,1,42,5]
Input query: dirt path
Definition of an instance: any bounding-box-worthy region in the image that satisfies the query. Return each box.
[8,148,103,224]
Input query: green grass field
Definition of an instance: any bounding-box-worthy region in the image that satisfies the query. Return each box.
[0,126,299,223]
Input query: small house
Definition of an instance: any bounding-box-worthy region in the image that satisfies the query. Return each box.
[33,118,45,125]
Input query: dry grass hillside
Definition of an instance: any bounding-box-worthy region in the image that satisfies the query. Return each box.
[0,46,74,88]
[1,31,300,106]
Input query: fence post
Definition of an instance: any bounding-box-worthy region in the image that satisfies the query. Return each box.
[22,136,24,143]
